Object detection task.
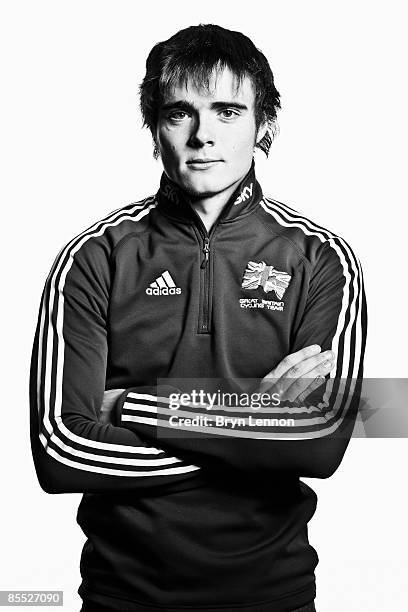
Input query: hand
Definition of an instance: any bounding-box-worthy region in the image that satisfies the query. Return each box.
[257,344,336,405]
[99,388,126,424]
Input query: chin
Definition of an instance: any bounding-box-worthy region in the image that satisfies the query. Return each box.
[190,191,219,201]
[179,175,232,199]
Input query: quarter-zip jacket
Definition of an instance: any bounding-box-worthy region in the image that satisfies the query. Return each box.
[30,161,367,611]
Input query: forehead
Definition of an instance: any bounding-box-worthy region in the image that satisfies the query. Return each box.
[161,66,256,107]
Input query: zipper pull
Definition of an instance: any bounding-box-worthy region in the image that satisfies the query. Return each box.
[200,238,210,268]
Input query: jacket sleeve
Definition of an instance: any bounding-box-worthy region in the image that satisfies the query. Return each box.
[29,236,202,495]
[115,235,367,480]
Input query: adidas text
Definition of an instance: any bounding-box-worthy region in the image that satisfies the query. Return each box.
[146,287,182,295]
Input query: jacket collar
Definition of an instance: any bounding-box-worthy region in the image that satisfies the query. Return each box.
[156,160,263,225]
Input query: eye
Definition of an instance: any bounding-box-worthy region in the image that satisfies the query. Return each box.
[168,110,189,121]
[220,109,237,118]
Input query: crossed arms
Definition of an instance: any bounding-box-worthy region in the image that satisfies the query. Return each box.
[30,231,366,494]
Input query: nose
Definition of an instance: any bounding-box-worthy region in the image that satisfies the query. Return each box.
[188,114,215,148]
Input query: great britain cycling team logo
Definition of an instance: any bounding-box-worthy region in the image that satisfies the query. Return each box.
[240,261,291,311]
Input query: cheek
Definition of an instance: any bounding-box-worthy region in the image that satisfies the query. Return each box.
[158,130,186,158]
[230,130,257,155]
[227,122,257,153]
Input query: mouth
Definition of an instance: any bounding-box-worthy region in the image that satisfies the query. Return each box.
[186,159,223,170]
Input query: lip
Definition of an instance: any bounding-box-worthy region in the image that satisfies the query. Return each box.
[186,159,223,169]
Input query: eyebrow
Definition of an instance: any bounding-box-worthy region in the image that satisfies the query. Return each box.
[160,100,249,112]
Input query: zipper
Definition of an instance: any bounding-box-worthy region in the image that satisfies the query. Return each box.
[190,212,216,334]
[190,206,222,334]
[200,238,210,269]
[199,237,211,333]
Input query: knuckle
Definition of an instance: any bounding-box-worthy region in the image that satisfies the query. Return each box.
[287,364,300,378]
[319,360,332,371]
[283,355,295,369]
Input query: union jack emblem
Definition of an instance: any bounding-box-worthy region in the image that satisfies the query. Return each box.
[241,261,292,299]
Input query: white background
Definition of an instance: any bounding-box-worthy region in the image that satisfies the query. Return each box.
[1,1,407,610]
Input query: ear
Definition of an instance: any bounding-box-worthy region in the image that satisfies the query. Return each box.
[152,132,161,160]
[256,120,268,145]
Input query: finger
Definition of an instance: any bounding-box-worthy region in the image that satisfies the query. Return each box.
[294,375,327,405]
[277,350,335,394]
[272,349,335,398]
[258,349,335,397]
[258,344,322,393]
[281,358,336,402]
[281,349,335,380]
[269,344,322,379]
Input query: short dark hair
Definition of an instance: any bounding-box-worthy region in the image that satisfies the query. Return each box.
[139,24,281,156]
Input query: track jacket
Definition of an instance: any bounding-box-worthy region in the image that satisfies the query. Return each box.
[30,161,367,612]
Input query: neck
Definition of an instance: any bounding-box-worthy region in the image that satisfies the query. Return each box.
[157,160,260,228]
[189,180,241,233]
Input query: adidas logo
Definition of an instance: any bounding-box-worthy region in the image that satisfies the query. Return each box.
[145,270,182,295]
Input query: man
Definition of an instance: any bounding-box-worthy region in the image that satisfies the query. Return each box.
[30,24,367,612]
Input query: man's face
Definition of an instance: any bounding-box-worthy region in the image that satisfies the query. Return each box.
[155,66,266,198]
